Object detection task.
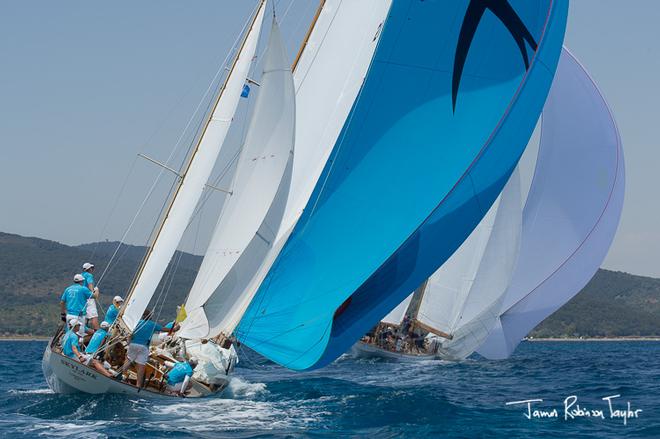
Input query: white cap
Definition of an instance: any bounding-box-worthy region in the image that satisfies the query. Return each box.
[100,321,110,329]
[68,317,80,328]
[82,262,94,271]
[113,295,124,303]
[73,274,85,283]
[189,357,199,367]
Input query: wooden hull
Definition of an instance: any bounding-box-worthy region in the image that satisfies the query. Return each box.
[42,339,229,399]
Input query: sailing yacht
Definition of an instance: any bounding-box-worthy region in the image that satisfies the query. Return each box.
[42,1,292,398]
[355,48,625,362]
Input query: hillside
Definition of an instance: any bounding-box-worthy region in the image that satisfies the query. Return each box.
[1,232,659,338]
[0,232,193,336]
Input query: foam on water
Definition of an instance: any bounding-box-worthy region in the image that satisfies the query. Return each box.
[224,376,268,399]
[8,388,54,395]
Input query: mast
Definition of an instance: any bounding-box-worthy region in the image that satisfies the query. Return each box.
[407,280,454,340]
[404,280,427,320]
[117,1,267,330]
[292,0,326,72]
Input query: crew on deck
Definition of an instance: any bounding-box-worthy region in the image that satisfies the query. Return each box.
[164,358,198,396]
[60,274,97,336]
[85,321,110,356]
[116,309,180,388]
[103,295,124,325]
[63,318,114,378]
[81,262,100,330]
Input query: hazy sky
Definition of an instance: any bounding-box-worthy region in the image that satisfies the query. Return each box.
[1,1,659,277]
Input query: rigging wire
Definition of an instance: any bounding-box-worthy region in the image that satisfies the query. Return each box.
[97,2,261,289]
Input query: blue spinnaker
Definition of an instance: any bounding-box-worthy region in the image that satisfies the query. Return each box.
[237,0,568,370]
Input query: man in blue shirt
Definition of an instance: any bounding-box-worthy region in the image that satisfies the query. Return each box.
[85,321,110,356]
[62,319,84,360]
[103,295,124,325]
[60,274,98,336]
[165,358,198,396]
[82,263,100,330]
[62,318,114,378]
[116,309,179,388]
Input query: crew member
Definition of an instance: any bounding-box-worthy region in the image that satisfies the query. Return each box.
[103,295,124,325]
[164,358,198,396]
[82,263,100,330]
[116,309,179,388]
[63,319,114,378]
[86,321,110,356]
[60,274,97,336]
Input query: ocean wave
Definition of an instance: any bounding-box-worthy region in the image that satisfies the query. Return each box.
[8,388,54,395]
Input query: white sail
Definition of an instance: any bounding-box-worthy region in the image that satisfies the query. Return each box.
[179,19,295,339]
[416,202,498,336]
[121,3,267,331]
[435,168,522,360]
[185,0,392,339]
[415,169,522,342]
[477,49,625,359]
[382,294,412,325]
[276,0,393,242]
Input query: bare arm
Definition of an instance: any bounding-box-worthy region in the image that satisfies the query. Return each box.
[179,375,191,396]
[72,343,83,360]
[60,301,66,314]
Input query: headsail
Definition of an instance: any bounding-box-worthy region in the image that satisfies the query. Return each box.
[431,169,522,360]
[477,48,625,359]
[179,19,295,340]
[237,0,568,370]
[382,294,412,326]
[120,2,267,331]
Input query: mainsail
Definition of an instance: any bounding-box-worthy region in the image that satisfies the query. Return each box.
[120,2,267,331]
[179,19,295,340]
[237,0,569,370]
[477,48,625,359]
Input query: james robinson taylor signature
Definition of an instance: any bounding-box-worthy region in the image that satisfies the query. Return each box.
[506,394,643,426]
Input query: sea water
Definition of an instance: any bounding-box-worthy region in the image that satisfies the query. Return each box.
[1,340,658,438]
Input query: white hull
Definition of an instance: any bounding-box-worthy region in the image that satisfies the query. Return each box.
[42,340,229,398]
[351,341,437,360]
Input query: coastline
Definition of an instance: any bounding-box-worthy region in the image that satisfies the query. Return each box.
[526,337,660,342]
[0,335,50,341]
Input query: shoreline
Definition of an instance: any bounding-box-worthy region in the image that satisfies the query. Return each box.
[2,336,660,342]
[526,337,660,342]
[0,336,50,341]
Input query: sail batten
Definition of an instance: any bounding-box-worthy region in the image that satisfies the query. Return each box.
[120,2,267,332]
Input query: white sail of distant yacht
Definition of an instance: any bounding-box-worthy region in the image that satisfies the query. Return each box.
[119,2,268,332]
[364,47,624,362]
[372,170,522,359]
[476,49,625,360]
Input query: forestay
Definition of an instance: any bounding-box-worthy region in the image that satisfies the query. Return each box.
[121,3,267,331]
[179,20,295,340]
[477,49,625,360]
[238,0,568,370]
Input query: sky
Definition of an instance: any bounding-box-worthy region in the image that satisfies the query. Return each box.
[1,1,659,277]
